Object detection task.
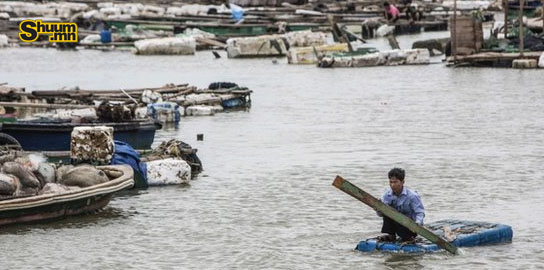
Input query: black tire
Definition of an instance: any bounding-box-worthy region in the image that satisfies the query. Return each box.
[0,133,22,150]
[208,82,238,90]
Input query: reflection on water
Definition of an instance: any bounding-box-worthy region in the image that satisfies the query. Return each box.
[0,31,543,269]
[0,207,130,235]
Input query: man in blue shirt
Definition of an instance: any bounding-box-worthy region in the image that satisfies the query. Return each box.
[377,168,425,243]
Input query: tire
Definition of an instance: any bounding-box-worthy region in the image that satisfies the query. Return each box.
[208,82,238,90]
[0,133,22,150]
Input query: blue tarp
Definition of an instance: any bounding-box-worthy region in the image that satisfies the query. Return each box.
[110,140,148,188]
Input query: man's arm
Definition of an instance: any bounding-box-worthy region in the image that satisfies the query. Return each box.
[376,192,388,217]
[411,193,425,225]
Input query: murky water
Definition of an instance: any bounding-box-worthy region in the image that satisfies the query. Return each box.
[1,32,543,269]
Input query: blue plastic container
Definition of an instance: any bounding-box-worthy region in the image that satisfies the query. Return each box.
[355,219,513,254]
[100,30,112,43]
[222,98,244,109]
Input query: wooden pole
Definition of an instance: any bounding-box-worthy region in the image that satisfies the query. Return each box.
[0,102,93,109]
[452,0,457,61]
[332,175,458,255]
[120,88,139,104]
[504,0,509,37]
[519,0,524,57]
[327,15,353,52]
[541,0,544,33]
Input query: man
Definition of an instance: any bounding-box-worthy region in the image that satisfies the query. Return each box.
[383,2,400,23]
[377,168,424,243]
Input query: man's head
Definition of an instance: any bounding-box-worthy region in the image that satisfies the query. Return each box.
[383,2,390,7]
[388,168,405,195]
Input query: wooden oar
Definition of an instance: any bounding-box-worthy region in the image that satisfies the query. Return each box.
[332,175,458,255]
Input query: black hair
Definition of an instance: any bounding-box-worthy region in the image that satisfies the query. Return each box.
[383,2,390,6]
[388,168,405,181]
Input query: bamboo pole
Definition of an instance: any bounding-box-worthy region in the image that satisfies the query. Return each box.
[519,0,524,57]
[0,102,93,109]
[120,88,139,104]
[30,84,189,95]
[452,0,457,61]
[504,0,509,37]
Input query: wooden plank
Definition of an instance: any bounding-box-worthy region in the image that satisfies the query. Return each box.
[332,175,458,255]
[327,15,353,52]
[0,102,93,109]
[195,37,227,48]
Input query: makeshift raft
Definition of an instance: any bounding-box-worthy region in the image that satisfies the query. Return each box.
[446,52,544,68]
[356,219,513,253]
[0,82,252,123]
[319,48,430,68]
[287,43,348,64]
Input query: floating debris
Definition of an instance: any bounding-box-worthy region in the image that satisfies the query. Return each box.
[1,82,252,123]
[319,49,430,68]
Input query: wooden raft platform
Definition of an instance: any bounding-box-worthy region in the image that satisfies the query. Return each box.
[446,52,543,67]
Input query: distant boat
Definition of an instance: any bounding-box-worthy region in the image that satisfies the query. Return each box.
[0,119,162,151]
[356,219,513,253]
[0,165,133,227]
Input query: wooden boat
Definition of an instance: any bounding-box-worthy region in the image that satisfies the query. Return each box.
[356,219,513,253]
[0,120,162,151]
[0,165,134,226]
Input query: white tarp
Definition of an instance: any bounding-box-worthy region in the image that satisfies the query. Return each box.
[539,52,544,68]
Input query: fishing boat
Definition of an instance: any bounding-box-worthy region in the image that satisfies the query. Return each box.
[0,165,134,226]
[0,119,162,151]
[356,219,513,253]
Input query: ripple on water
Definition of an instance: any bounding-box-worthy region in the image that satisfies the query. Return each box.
[0,41,543,269]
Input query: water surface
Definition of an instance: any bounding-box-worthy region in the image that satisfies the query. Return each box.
[1,32,543,269]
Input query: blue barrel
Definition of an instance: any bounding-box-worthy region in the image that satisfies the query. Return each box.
[100,30,112,43]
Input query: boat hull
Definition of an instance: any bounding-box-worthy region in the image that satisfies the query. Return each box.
[0,165,134,226]
[0,120,161,151]
[0,193,112,226]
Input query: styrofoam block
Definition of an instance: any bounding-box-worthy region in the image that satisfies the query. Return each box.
[146,158,191,185]
[71,126,114,165]
[185,105,215,116]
